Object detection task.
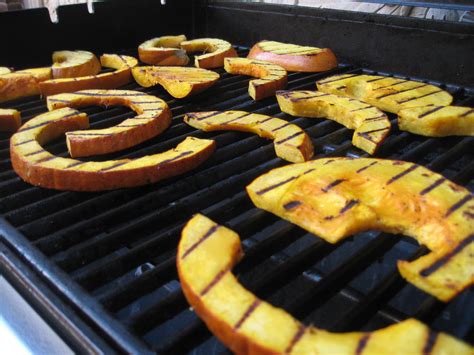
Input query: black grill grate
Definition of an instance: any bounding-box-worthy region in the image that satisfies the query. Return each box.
[0,47,473,354]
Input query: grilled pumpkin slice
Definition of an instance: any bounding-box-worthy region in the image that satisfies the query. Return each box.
[224,57,287,100]
[317,74,453,114]
[132,66,219,98]
[247,158,473,302]
[0,67,52,103]
[0,67,12,75]
[398,105,474,137]
[0,108,21,132]
[40,54,138,96]
[10,107,215,191]
[52,50,101,79]
[185,111,313,163]
[138,35,189,66]
[178,214,473,355]
[180,38,238,69]
[47,89,171,158]
[247,40,338,73]
[277,90,390,154]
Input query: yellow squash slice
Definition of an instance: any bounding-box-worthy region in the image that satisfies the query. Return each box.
[180,38,238,69]
[0,108,21,132]
[247,158,473,302]
[40,54,138,96]
[317,74,453,114]
[132,66,219,98]
[47,89,171,158]
[224,57,287,100]
[185,111,313,163]
[10,107,215,191]
[0,67,12,75]
[277,90,391,154]
[52,50,101,79]
[138,34,189,66]
[0,67,52,103]
[177,214,473,355]
[247,40,338,72]
[398,105,474,137]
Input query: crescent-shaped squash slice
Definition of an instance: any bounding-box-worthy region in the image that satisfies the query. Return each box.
[277,90,390,154]
[46,89,171,158]
[10,107,215,191]
[52,50,101,79]
[0,67,12,75]
[316,74,453,114]
[177,214,473,355]
[138,35,189,66]
[132,66,219,98]
[247,158,473,302]
[398,105,474,137]
[39,54,138,96]
[0,108,21,132]
[247,40,338,72]
[180,38,238,69]
[224,57,287,101]
[0,67,52,103]
[185,111,313,163]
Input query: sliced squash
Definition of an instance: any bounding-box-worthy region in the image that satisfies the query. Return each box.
[224,57,287,100]
[0,108,21,132]
[10,107,215,191]
[177,214,473,355]
[180,38,238,69]
[0,67,12,75]
[277,90,390,154]
[132,66,219,98]
[247,40,338,72]
[185,111,313,163]
[138,34,189,66]
[246,158,474,302]
[0,67,52,103]
[52,50,101,79]
[316,74,453,114]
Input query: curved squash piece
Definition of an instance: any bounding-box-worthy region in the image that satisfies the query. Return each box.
[277,90,390,154]
[185,110,313,163]
[40,54,138,96]
[180,38,238,69]
[46,89,171,158]
[177,214,473,355]
[398,105,474,137]
[52,50,101,79]
[138,35,189,66]
[317,74,453,114]
[0,67,12,75]
[247,40,338,72]
[0,67,52,103]
[246,158,473,301]
[10,108,215,191]
[132,66,219,98]
[224,57,287,100]
[0,108,21,132]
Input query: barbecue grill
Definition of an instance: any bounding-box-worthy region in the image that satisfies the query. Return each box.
[0,0,473,353]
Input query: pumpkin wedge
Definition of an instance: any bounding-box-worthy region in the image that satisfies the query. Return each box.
[0,67,52,103]
[10,107,215,191]
[132,66,219,98]
[0,67,12,75]
[277,90,390,154]
[40,54,138,96]
[398,105,474,137]
[185,111,313,163]
[177,214,473,355]
[52,50,101,79]
[247,158,473,302]
[138,35,189,66]
[247,40,338,72]
[180,38,238,69]
[0,108,21,132]
[224,57,287,100]
[47,89,171,158]
[317,74,453,114]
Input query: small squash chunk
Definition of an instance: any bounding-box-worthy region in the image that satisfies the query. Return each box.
[180,38,238,69]
[0,108,21,132]
[10,108,215,191]
[178,214,473,355]
[40,54,138,96]
[247,158,474,301]
[0,67,52,103]
[138,35,189,66]
[277,90,390,154]
[47,89,171,158]
[185,111,313,163]
[317,74,453,114]
[398,105,474,137]
[132,66,219,98]
[224,57,287,100]
[0,67,12,75]
[247,40,338,72]
[52,50,101,79]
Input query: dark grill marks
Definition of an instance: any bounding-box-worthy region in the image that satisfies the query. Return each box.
[258,116,274,125]
[356,161,378,173]
[355,334,371,355]
[420,234,474,277]
[100,161,130,172]
[386,164,419,185]
[350,106,372,112]
[423,330,438,355]
[397,89,442,104]
[233,299,261,331]
[25,150,43,157]
[132,100,161,104]
[420,177,446,195]
[158,150,193,166]
[256,175,298,195]
[283,200,302,210]
[322,179,345,192]
[14,139,34,146]
[445,194,473,217]
[376,84,427,99]
[364,115,387,122]
[272,122,291,132]
[357,128,389,143]
[276,131,304,144]
[366,77,386,83]
[19,112,80,132]
[74,92,147,97]
[418,106,444,118]
[35,156,56,164]
[460,108,474,117]
[218,113,252,125]
[318,74,360,85]
[340,199,359,214]
[285,324,306,354]
[192,111,220,121]
[373,79,408,90]
[182,225,220,259]
[65,161,85,169]
[200,268,229,297]
[289,93,329,102]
